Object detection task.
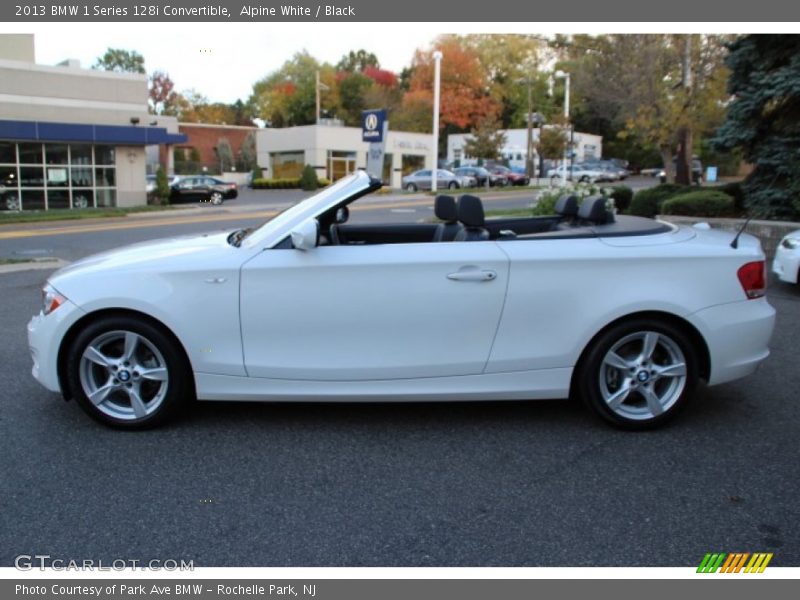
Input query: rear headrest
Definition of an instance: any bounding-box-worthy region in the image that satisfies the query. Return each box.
[555,194,579,217]
[434,195,458,222]
[457,195,485,227]
[578,196,612,224]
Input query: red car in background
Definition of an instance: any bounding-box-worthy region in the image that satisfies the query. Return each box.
[488,165,530,186]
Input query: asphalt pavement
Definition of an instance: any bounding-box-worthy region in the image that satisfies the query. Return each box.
[1,176,798,567]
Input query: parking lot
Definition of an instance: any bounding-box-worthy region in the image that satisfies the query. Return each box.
[1,237,799,565]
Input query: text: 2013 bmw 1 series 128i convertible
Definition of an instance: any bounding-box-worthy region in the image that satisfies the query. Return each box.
[28,171,775,429]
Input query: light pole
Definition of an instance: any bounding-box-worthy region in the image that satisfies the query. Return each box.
[554,70,570,187]
[431,50,443,193]
[315,71,330,124]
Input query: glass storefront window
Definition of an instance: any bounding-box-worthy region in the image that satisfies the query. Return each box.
[71,167,93,187]
[0,142,16,164]
[95,146,115,165]
[18,143,43,164]
[45,144,69,164]
[21,190,45,211]
[270,151,305,179]
[1,142,117,210]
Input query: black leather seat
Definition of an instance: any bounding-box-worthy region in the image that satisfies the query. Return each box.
[432,195,463,242]
[578,196,614,225]
[553,194,580,230]
[454,195,490,241]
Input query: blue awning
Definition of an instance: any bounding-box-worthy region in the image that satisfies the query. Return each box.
[0,119,187,145]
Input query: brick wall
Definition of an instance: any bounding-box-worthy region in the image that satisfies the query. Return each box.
[158,124,257,172]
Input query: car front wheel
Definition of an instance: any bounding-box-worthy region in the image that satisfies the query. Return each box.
[66,315,191,429]
[405,183,417,192]
[210,191,224,205]
[576,319,699,430]
[448,181,458,190]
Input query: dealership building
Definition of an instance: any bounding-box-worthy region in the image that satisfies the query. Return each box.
[447,127,603,172]
[256,122,434,188]
[0,34,185,211]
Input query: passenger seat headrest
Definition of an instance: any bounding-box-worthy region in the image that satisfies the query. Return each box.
[457,195,485,227]
[555,194,579,217]
[578,196,613,224]
[434,195,458,222]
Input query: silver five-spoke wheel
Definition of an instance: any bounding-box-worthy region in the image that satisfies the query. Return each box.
[599,331,687,421]
[78,330,169,421]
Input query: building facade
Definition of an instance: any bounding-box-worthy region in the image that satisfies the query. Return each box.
[256,124,433,188]
[447,127,603,173]
[0,34,185,211]
[153,122,258,175]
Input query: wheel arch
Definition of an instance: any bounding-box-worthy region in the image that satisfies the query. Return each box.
[569,310,711,398]
[57,308,195,401]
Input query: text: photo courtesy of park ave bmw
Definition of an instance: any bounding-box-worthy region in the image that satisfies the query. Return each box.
[1,1,799,597]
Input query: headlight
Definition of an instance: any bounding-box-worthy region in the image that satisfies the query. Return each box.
[782,237,800,250]
[41,284,67,316]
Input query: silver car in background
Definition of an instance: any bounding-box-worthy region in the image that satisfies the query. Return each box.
[402,169,476,192]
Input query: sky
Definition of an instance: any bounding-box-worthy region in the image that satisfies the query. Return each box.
[3,23,448,104]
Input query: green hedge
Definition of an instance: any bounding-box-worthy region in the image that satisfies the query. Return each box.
[661,191,737,217]
[252,177,331,190]
[629,184,689,218]
[609,185,633,214]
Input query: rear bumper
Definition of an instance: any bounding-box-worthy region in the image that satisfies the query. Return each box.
[686,298,776,386]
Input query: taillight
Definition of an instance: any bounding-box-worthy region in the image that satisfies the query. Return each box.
[737,261,766,299]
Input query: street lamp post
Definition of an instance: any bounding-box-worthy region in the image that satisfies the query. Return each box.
[554,70,570,188]
[431,50,443,193]
[316,71,330,124]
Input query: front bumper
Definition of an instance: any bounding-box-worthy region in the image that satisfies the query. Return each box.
[686,298,776,386]
[772,245,799,284]
[27,298,84,393]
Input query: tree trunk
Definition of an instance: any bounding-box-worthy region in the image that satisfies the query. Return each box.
[660,145,674,183]
[675,127,693,186]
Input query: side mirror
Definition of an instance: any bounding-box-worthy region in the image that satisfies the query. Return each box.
[335,206,349,224]
[290,218,319,251]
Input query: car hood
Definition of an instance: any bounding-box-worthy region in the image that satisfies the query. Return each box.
[50,230,234,286]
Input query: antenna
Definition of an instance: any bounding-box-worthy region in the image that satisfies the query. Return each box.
[729,173,779,249]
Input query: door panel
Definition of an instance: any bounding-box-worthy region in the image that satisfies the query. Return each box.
[240,242,510,381]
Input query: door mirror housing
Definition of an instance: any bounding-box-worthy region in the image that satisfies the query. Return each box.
[290,218,319,251]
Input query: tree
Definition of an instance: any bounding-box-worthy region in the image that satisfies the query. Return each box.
[148,71,177,115]
[713,35,800,220]
[337,71,374,126]
[463,117,507,161]
[536,124,569,160]
[215,138,234,172]
[239,131,258,172]
[336,49,380,73]
[154,167,171,204]
[93,48,145,74]
[391,90,433,133]
[408,37,499,130]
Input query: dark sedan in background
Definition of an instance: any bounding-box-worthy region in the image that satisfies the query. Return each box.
[487,165,530,186]
[170,176,238,205]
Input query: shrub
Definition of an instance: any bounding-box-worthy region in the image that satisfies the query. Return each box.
[531,190,562,216]
[609,185,633,213]
[629,184,689,218]
[661,191,737,217]
[716,181,745,212]
[154,167,171,204]
[251,177,330,190]
[299,165,319,191]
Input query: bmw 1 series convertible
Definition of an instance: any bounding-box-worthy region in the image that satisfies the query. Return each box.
[28,171,776,430]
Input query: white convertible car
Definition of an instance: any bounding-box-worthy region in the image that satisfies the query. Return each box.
[28,171,775,430]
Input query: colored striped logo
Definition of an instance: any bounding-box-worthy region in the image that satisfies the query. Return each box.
[697,552,773,573]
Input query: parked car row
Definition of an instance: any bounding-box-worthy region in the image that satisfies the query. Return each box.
[546,160,630,184]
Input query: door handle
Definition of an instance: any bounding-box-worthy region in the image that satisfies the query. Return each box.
[447,269,497,282]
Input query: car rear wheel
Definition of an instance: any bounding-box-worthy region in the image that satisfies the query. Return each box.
[66,315,191,429]
[576,319,699,430]
[405,183,418,192]
[4,194,20,210]
[448,181,458,190]
[210,191,224,205]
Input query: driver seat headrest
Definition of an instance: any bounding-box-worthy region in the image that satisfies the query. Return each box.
[457,194,485,227]
[578,196,614,224]
[434,195,458,223]
[555,194,579,218]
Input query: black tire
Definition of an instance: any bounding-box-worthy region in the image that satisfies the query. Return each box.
[65,315,192,429]
[579,175,590,183]
[405,183,417,192]
[575,318,699,430]
[448,181,458,190]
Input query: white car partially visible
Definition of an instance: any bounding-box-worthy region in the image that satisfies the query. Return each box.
[27,172,775,430]
[772,230,800,284]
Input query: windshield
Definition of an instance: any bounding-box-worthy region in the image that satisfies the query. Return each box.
[241,172,375,248]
